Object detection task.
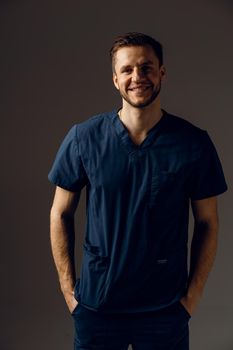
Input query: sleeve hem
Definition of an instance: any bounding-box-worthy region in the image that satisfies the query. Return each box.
[190,185,228,200]
[48,173,82,193]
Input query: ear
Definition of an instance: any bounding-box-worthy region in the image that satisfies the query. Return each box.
[160,65,166,82]
[112,73,119,90]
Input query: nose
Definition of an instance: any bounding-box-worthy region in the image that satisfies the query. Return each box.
[131,67,146,82]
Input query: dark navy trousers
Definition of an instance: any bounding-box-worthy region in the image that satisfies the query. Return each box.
[71,301,191,350]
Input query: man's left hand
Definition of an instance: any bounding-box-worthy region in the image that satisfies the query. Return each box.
[179,293,202,317]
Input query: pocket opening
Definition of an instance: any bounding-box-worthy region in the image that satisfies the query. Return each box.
[178,300,192,319]
[71,302,80,316]
[79,244,110,309]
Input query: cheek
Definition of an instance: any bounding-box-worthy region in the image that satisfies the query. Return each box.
[149,69,160,78]
[150,73,159,81]
[119,79,129,91]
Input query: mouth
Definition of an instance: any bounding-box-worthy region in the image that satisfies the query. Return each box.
[129,85,151,93]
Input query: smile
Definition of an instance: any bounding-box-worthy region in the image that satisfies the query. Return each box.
[129,86,151,93]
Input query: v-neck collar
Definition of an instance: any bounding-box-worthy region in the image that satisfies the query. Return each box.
[109,107,169,154]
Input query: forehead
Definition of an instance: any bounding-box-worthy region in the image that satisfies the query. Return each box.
[115,45,159,69]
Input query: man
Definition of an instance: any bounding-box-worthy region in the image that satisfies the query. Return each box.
[48,32,228,349]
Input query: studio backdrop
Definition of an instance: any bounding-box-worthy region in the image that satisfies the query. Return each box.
[1,0,232,349]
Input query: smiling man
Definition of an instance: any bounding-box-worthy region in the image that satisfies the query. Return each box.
[112,44,165,146]
[114,47,163,108]
[48,32,228,350]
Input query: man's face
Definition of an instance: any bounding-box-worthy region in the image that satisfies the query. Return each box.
[112,45,166,108]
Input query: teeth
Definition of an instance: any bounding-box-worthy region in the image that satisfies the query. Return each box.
[132,87,148,92]
[132,86,149,91]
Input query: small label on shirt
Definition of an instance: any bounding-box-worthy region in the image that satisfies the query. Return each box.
[157,259,167,264]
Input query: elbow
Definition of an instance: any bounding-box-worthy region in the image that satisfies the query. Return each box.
[194,218,219,235]
[50,206,74,221]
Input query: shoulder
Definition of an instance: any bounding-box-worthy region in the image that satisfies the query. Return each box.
[165,110,208,146]
[70,110,114,141]
[162,111,214,162]
[58,110,114,144]
[165,111,204,134]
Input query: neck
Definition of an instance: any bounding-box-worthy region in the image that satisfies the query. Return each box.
[118,100,163,136]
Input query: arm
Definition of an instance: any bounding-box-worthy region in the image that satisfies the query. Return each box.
[180,196,219,315]
[49,185,80,313]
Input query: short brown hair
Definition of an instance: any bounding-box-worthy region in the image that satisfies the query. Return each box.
[109,32,163,73]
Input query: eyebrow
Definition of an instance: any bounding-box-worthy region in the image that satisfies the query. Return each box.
[120,60,154,71]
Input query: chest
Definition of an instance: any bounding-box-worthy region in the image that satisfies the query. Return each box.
[81,140,192,197]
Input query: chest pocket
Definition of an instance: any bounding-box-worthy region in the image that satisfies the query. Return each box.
[148,170,178,208]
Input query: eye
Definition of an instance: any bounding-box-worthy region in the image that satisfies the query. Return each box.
[123,68,132,74]
[141,66,151,72]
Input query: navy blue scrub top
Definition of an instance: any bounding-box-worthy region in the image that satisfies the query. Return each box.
[48,108,228,313]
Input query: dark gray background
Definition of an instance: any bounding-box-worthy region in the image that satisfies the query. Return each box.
[1,0,232,349]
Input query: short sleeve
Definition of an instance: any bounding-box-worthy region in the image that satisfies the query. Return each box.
[48,125,88,192]
[189,130,228,200]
